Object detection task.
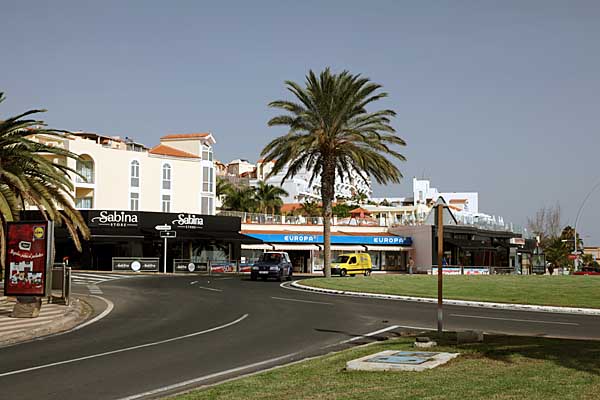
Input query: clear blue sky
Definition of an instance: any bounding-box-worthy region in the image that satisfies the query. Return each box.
[2,1,599,244]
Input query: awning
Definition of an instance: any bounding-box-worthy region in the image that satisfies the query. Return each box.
[329,245,368,251]
[365,245,411,252]
[242,244,274,250]
[272,244,320,251]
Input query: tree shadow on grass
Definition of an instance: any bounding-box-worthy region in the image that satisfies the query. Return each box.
[437,334,600,376]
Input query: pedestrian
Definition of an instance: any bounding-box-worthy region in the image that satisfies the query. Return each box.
[408,257,415,274]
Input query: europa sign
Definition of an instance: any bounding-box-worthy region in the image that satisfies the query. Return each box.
[4,221,53,297]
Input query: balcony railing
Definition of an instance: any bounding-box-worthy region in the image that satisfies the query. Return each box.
[217,210,531,237]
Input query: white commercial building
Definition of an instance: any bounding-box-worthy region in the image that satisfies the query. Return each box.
[31,131,217,215]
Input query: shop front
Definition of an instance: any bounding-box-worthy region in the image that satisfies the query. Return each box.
[241,232,412,273]
[50,210,260,271]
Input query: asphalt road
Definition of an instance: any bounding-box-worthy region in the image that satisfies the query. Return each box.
[1,274,599,400]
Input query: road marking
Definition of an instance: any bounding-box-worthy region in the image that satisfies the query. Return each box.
[190,281,198,285]
[450,314,580,326]
[197,286,222,292]
[271,297,332,305]
[341,325,401,344]
[68,295,114,333]
[116,350,300,400]
[0,314,249,378]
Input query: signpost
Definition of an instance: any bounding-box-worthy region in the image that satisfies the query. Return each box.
[436,203,444,333]
[155,225,173,273]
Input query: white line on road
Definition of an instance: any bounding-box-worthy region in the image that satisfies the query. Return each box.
[116,351,300,400]
[450,314,580,326]
[0,314,249,378]
[271,297,332,305]
[69,295,115,333]
[190,281,198,285]
[340,325,401,344]
[197,286,222,292]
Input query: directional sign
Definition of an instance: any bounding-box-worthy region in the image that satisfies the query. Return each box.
[160,231,176,238]
[155,224,171,231]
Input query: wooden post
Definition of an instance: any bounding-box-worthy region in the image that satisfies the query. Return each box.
[437,204,444,333]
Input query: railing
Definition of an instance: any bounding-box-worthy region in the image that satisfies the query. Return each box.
[218,209,530,236]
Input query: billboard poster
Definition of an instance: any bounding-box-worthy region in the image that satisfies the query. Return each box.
[4,221,52,297]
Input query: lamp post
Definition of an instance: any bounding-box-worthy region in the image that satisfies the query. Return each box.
[573,180,600,271]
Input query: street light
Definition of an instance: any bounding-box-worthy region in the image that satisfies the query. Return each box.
[573,180,600,271]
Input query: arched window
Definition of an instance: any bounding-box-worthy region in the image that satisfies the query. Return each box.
[130,160,140,187]
[202,144,213,161]
[76,155,94,183]
[162,164,171,190]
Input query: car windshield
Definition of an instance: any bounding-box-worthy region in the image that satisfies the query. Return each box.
[259,253,282,263]
[334,255,350,263]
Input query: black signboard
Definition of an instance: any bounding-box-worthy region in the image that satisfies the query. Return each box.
[173,260,200,273]
[112,257,160,272]
[84,210,241,235]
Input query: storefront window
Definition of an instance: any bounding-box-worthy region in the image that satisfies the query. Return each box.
[191,242,229,264]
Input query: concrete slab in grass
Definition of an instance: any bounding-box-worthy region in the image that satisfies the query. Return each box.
[346,350,459,372]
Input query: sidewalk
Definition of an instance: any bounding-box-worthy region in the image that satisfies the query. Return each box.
[0,284,91,348]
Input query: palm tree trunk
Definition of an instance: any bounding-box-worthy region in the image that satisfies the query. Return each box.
[321,156,335,278]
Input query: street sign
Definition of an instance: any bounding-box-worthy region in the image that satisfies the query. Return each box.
[155,224,171,231]
[160,231,176,238]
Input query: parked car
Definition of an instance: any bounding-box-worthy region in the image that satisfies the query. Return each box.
[329,253,372,277]
[250,252,293,281]
[573,266,600,275]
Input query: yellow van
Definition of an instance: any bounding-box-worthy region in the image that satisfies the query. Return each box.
[330,253,372,277]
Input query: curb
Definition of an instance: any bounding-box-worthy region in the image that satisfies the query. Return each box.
[0,297,92,348]
[291,281,600,316]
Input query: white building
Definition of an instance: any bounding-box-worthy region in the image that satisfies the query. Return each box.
[31,131,217,215]
[252,159,372,203]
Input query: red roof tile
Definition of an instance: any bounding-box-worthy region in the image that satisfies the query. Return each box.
[149,144,199,159]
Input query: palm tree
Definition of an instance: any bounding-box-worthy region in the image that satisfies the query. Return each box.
[300,200,321,217]
[0,92,90,282]
[261,69,406,277]
[221,185,258,213]
[254,181,288,214]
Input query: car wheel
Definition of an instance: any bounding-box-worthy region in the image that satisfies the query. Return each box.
[340,269,347,277]
[278,271,284,282]
[364,269,371,276]
[286,268,293,281]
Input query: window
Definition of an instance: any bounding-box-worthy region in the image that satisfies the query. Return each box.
[76,159,94,183]
[130,192,139,211]
[202,144,213,161]
[162,194,171,212]
[162,164,171,190]
[202,167,214,192]
[200,196,213,215]
[130,160,139,188]
[75,197,93,209]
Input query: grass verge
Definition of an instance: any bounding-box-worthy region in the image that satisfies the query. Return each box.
[299,275,600,309]
[171,334,600,400]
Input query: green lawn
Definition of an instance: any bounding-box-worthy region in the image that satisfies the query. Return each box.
[172,334,600,400]
[299,275,600,309]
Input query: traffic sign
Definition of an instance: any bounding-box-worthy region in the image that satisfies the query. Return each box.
[160,231,176,238]
[155,224,171,231]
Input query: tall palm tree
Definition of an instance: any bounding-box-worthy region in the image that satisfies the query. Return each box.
[0,92,90,272]
[261,69,406,277]
[254,181,288,214]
